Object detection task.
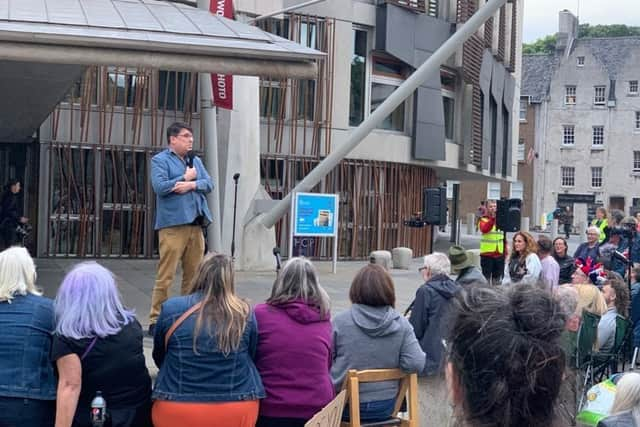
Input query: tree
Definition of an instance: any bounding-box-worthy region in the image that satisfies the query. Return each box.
[523,35,557,54]
[523,24,640,55]
[579,24,640,38]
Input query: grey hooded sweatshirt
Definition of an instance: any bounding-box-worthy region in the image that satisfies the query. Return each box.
[330,304,426,403]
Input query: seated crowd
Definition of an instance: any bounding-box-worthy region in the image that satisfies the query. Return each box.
[2,231,639,427]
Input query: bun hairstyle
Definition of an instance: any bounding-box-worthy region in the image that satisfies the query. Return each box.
[447,286,566,427]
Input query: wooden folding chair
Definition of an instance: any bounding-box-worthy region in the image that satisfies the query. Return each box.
[340,368,419,427]
[305,390,348,427]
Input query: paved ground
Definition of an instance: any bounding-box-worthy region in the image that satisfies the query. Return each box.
[34,226,583,376]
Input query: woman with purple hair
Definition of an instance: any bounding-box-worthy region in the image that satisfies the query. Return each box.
[0,247,56,426]
[52,262,152,427]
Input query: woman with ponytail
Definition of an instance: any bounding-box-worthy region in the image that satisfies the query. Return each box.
[151,254,264,427]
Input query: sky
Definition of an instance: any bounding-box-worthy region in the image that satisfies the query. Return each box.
[523,0,639,43]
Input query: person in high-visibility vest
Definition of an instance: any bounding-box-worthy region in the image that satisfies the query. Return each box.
[591,206,608,244]
[478,200,506,284]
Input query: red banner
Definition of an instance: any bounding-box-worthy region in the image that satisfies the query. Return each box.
[210,0,234,110]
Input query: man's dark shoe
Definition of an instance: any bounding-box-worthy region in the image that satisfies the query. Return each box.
[148,323,155,337]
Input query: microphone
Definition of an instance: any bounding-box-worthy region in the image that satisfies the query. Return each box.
[233,173,240,182]
[273,247,282,271]
[186,151,195,168]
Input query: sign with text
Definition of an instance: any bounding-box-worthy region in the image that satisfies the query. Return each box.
[293,193,339,237]
[210,0,234,110]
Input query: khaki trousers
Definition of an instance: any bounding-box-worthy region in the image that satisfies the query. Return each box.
[149,225,204,325]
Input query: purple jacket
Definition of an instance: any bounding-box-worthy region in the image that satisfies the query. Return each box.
[254,300,333,419]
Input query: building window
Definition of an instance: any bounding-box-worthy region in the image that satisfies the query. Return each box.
[372,55,404,79]
[519,98,528,121]
[349,29,367,126]
[510,181,523,200]
[592,126,604,147]
[630,80,639,95]
[63,68,99,105]
[563,125,575,146]
[371,83,405,131]
[371,55,409,132]
[487,182,501,200]
[260,82,282,118]
[157,71,196,112]
[561,167,575,187]
[577,56,585,66]
[636,111,640,131]
[517,138,525,161]
[446,180,459,200]
[443,96,455,140]
[594,86,606,105]
[107,70,150,108]
[634,151,640,171]
[565,86,577,105]
[296,80,316,121]
[591,167,603,188]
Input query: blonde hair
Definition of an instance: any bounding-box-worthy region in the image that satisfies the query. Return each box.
[188,254,249,356]
[0,247,40,302]
[610,372,640,424]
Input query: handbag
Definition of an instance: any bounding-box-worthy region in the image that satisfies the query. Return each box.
[164,301,203,351]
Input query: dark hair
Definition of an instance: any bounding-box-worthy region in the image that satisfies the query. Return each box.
[166,122,193,144]
[3,179,19,193]
[448,286,566,427]
[551,237,568,258]
[349,264,395,308]
[606,277,630,317]
[537,235,553,254]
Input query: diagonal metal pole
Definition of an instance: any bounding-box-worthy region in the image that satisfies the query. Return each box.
[261,0,508,229]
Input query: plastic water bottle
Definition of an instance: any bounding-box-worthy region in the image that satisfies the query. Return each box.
[90,391,107,427]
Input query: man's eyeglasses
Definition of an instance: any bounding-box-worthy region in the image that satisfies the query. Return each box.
[176,133,193,139]
[418,266,428,272]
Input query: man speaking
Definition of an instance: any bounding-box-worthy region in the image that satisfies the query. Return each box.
[148,122,213,335]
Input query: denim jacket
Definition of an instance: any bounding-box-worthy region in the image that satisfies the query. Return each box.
[152,293,265,402]
[0,294,56,400]
[151,149,213,230]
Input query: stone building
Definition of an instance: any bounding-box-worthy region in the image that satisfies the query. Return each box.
[524,10,640,229]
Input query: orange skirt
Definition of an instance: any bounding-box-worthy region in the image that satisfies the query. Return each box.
[152,400,259,427]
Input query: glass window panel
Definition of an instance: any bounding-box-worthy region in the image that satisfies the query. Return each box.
[349,29,367,126]
[158,71,196,112]
[443,96,455,140]
[371,83,404,131]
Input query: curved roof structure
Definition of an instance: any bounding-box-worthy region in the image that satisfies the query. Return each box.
[0,0,322,78]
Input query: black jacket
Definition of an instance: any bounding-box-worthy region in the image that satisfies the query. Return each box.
[554,254,576,285]
[0,191,19,229]
[408,274,461,375]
